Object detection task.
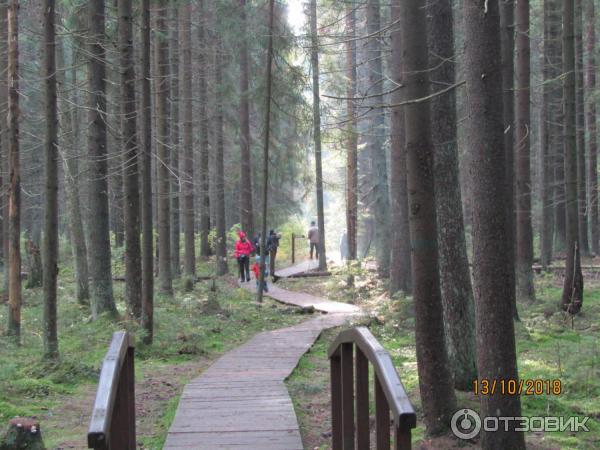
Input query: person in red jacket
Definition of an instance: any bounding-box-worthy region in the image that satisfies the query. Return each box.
[234,231,254,282]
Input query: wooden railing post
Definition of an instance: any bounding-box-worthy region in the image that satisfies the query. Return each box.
[330,353,342,450]
[395,425,411,450]
[291,232,295,264]
[355,347,369,449]
[341,343,354,449]
[375,374,391,450]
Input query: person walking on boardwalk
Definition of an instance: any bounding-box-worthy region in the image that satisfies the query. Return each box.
[307,221,320,260]
[251,254,269,293]
[234,231,254,282]
[267,229,281,277]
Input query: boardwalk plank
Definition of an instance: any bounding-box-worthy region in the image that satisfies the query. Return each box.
[164,262,361,450]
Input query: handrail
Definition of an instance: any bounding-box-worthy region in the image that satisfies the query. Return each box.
[88,331,136,450]
[328,327,416,450]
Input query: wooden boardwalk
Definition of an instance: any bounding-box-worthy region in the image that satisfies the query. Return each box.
[273,259,318,278]
[164,262,360,449]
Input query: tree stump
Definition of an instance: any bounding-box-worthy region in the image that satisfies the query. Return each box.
[0,418,45,450]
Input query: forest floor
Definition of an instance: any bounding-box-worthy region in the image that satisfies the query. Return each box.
[283,261,600,450]
[0,257,312,449]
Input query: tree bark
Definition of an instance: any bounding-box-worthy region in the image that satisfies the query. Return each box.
[198,0,211,258]
[540,0,555,268]
[428,0,476,391]
[464,0,526,447]
[155,4,172,295]
[0,0,6,279]
[500,0,520,319]
[42,0,58,358]
[170,0,181,278]
[215,38,228,277]
[561,0,584,313]
[366,0,390,276]
[7,0,22,339]
[239,0,254,237]
[388,0,411,294]
[399,0,456,433]
[181,3,195,286]
[586,0,598,255]
[140,0,154,344]
[58,42,89,305]
[119,0,142,319]
[309,0,327,272]
[515,0,536,301]
[257,0,275,303]
[575,0,589,255]
[87,0,116,319]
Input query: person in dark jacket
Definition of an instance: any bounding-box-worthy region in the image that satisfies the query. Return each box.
[267,229,281,278]
[307,221,319,259]
[234,231,254,282]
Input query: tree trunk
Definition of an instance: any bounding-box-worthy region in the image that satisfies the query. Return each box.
[309,0,327,272]
[345,1,358,263]
[140,0,153,344]
[428,0,477,391]
[257,0,275,303]
[155,5,172,295]
[464,0,526,447]
[575,0,589,255]
[399,0,456,433]
[586,0,598,255]
[198,0,211,258]
[87,0,116,319]
[7,0,22,340]
[389,0,411,294]
[500,0,520,319]
[540,0,555,268]
[239,0,254,237]
[561,0,584,313]
[515,0,536,301]
[57,41,89,304]
[366,0,390,276]
[42,0,58,358]
[215,38,228,277]
[0,0,7,279]
[119,0,142,319]
[181,3,195,287]
[170,0,180,278]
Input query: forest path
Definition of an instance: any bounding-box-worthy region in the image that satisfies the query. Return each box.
[163,261,361,449]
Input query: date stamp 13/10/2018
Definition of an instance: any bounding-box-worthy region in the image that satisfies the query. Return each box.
[473,378,562,396]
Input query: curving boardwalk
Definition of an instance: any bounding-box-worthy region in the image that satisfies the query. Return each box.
[163,262,360,449]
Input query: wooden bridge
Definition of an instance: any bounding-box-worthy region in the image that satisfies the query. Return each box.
[86,262,416,449]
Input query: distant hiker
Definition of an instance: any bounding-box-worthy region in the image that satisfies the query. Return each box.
[340,229,349,261]
[234,231,254,282]
[307,221,320,260]
[253,232,262,256]
[267,229,281,277]
[252,254,270,293]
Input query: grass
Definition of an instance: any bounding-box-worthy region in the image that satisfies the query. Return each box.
[0,256,306,448]
[285,264,600,449]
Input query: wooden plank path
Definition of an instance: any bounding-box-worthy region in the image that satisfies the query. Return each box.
[273,259,318,278]
[164,262,361,449]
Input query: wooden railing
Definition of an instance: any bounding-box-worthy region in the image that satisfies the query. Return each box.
[328,327,416,450]
[88,331,136,450]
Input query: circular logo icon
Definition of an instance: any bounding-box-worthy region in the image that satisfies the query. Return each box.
[451,408,482,440]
